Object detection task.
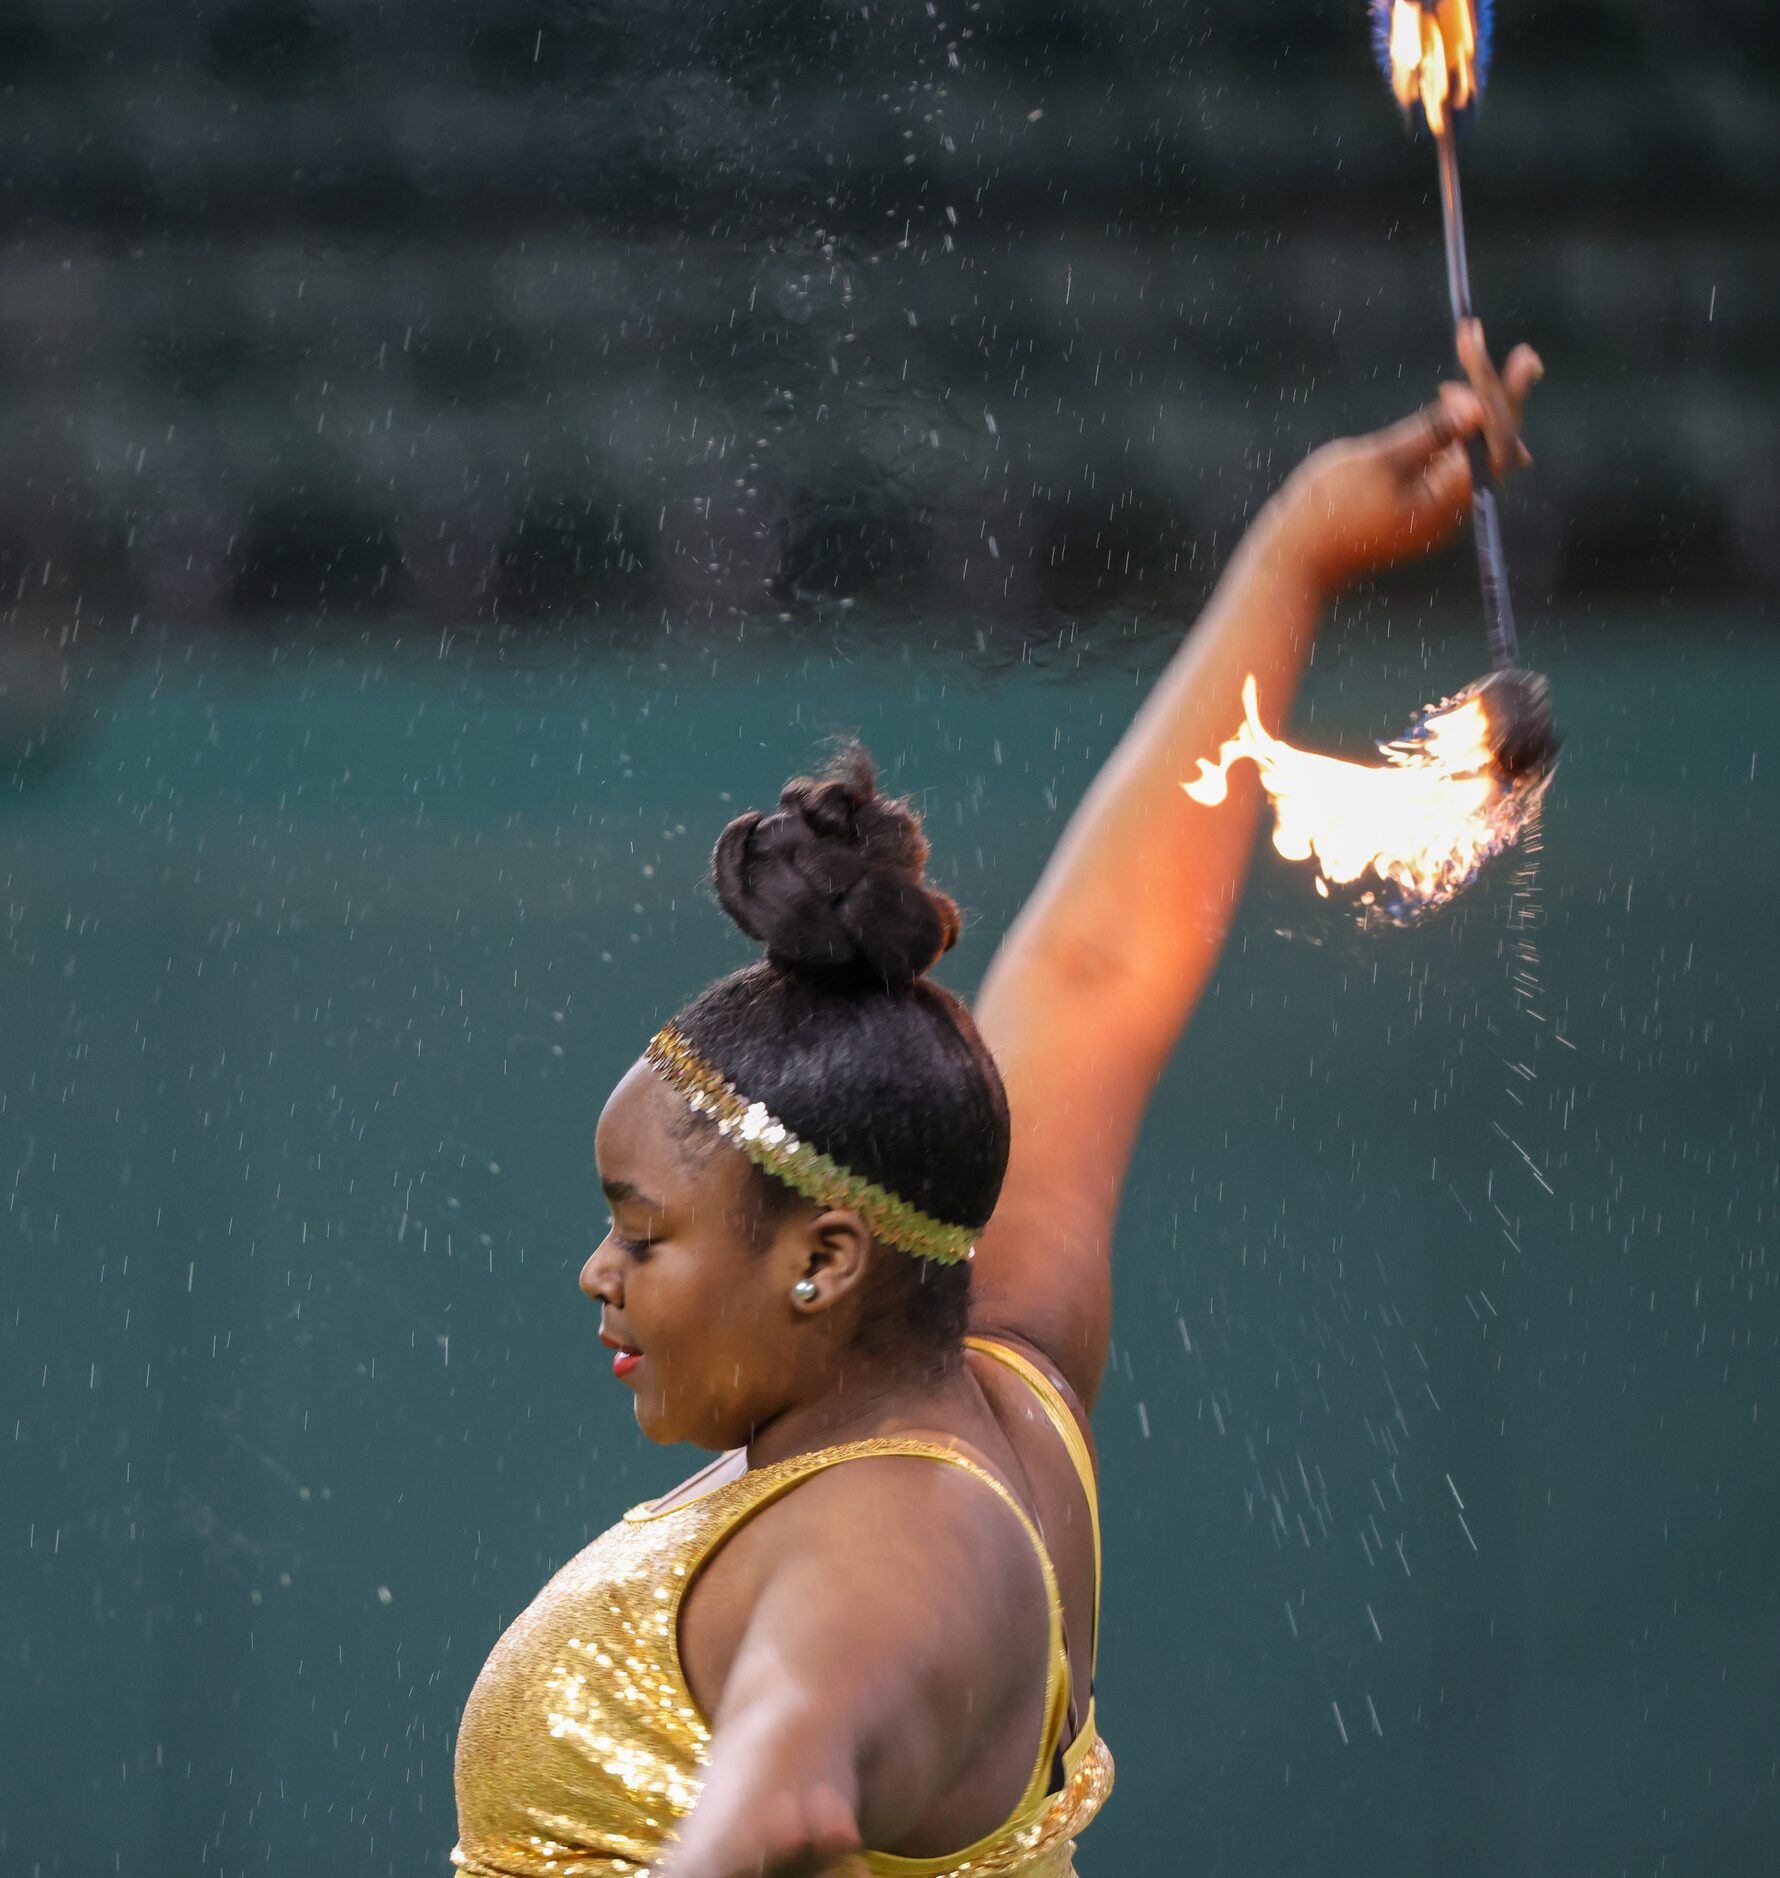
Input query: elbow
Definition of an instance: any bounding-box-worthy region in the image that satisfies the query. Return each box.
[1015,922,1141,998]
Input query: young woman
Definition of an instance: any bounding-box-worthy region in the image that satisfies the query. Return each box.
[450,322,1542,1878]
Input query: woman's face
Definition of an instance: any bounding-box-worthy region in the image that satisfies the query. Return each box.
[579,1059,815,1449]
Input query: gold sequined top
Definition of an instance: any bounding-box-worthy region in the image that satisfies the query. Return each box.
[451,1337,1113,1877]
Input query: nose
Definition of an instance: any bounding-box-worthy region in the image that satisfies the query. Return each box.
[580,1235,621,1304]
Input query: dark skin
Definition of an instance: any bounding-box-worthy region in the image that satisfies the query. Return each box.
[581,324,1543,1878]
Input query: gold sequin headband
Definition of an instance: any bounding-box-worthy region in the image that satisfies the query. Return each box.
[643,1023,977,1265]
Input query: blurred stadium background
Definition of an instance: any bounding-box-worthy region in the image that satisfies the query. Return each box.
[2,0,1774,666]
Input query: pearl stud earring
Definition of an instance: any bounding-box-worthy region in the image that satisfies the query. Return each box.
[792,1278,819,1304]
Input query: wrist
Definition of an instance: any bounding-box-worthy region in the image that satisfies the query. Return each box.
[1239,478,1337,611]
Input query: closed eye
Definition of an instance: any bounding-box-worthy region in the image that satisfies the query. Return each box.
[606,1216,654,1260]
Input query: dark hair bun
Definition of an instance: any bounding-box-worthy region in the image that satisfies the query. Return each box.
[711,742,961,987]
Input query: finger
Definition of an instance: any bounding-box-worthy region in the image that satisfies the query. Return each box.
[1435,378,1484,444]
[1457,319,1531,477]
[802,1785,864,1858]
[1408,381,1486,491]
[1456,318,1522,469]
[1502,343,1545,427]
[778,1786,863,1877]
[1378,382,1484,475]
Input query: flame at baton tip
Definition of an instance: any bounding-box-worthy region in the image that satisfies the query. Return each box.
[1183,674,1548,923]
[1374,0,1488,136]
[1387,2,1424,110]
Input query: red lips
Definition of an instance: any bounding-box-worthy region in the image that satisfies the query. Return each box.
[599,1326,644,1382]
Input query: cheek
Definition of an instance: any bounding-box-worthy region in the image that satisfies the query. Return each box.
[633,1261,735,1379]
[649,1288,781,1433]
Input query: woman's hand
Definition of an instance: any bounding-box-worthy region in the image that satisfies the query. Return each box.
[1272,321,1544,597]
[658,1785,866,1878]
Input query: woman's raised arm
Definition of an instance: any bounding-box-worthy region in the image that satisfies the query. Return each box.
[969,326,1543,1409]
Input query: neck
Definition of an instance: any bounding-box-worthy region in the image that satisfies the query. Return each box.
[744,1334,969,1469]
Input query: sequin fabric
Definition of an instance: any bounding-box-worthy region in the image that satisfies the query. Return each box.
[451,1437,1113,1878]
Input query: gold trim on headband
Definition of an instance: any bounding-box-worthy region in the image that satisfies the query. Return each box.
[643,1024,977,1265]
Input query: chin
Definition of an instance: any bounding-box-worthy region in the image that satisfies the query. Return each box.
[635,1392,747,1453]
[632,1396,678,1445]
[633,1397,709,1449]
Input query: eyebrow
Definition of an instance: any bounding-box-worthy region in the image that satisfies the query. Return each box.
[601,1177,665,1216]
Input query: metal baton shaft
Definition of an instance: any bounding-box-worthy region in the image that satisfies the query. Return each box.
[1435,122,1521,673]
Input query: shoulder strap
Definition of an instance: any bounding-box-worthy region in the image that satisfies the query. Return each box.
[693,1437,1071,1819]
[964,1336,1101,1681]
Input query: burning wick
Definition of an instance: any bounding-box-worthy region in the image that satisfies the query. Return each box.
[1184,673,1551,923]
[1381,0,1481,137]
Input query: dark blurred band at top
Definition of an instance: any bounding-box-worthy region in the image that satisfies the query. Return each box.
[0,0,1775,641]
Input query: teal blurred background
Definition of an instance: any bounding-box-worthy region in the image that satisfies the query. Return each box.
[7,611,1777,1873]
[4,2,1778,1874]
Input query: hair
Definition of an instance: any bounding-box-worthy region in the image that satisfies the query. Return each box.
[667,741,1009,1354]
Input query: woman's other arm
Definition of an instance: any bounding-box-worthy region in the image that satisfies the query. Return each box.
[970,326,1543,1408]
[653,1459,1050,1878]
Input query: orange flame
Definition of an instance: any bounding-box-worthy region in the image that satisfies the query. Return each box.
[1388,0,1478,136]
[1184,674,1545,918]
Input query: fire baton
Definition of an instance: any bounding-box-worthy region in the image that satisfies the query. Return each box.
[1371,0,1557,776]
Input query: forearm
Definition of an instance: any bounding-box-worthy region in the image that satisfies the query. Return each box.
[980,495,1327,1063]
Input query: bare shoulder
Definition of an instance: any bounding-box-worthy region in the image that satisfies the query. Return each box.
[681,1447,1048,1731]
[752,1447,1049,1612]
[963,1326,1099,1463]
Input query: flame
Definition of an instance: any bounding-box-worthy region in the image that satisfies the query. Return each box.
[1385,0,1478,135]
[1183,674,1545,921]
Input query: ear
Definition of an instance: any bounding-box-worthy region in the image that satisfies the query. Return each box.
[781,1207,874,1310]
